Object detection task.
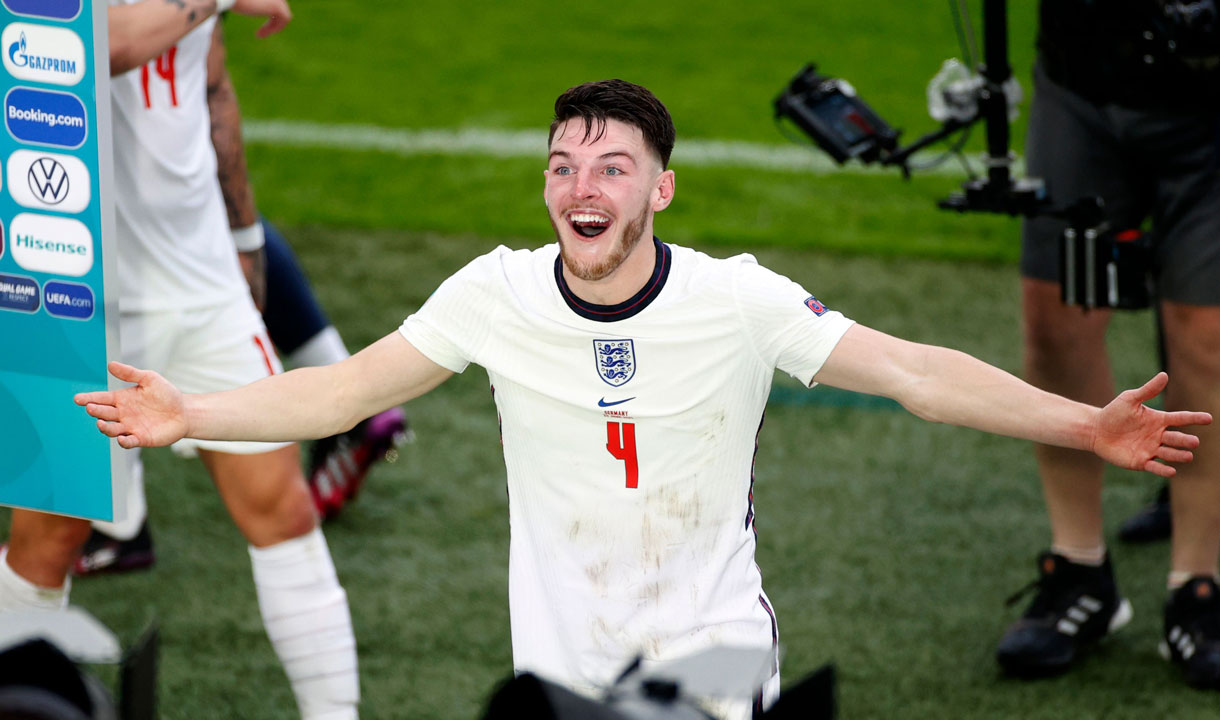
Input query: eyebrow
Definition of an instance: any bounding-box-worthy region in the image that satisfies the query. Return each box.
[548,150,638,164]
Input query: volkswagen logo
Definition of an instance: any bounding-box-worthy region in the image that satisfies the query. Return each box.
[27,156,68,205]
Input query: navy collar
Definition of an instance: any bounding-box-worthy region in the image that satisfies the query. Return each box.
[554,237,671,322]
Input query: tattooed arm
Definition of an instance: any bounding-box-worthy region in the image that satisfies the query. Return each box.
[207,19,266,310]
[109,0,292,76]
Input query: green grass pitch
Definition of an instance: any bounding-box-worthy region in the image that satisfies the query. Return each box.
[5,2,1214,718]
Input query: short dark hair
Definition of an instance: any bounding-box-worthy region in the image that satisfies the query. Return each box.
[549,79,676,169]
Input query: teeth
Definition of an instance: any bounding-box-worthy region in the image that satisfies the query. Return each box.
[570,213,609,224]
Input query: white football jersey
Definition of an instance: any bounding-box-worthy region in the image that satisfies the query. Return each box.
[400,239,854,696]
[108,8,245,311]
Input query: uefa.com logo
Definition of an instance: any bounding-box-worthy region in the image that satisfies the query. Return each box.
[0,0,81,22]
[1,24,85,86]
[43,279,93,320]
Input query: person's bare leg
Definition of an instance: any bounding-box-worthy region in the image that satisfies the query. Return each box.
[1159,301,1220,579]
[0,510,90,610]
[1022,278,1115,553]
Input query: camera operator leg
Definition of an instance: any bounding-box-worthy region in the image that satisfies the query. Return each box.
[1118,306,1173,543]
[995,281,1133,678]
[1157,301,1220,689]
[995,65,1145,679]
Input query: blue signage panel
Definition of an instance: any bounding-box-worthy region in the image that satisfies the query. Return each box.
[0,0,121,521]
[1,0,81,22]
[5,86,87,148]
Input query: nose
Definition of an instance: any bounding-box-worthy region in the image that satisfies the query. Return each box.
[571,171,599,200]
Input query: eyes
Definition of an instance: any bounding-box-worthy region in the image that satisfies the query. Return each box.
[551,165,625,177]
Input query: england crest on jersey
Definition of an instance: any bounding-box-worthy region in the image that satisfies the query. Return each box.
[594,339,636,387]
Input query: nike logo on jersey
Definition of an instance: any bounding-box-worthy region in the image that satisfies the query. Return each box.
[598,397,635,407]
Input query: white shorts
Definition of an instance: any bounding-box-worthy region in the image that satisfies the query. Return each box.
[120,290,292,457]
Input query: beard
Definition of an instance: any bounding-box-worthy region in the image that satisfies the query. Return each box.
[551,202,650,283]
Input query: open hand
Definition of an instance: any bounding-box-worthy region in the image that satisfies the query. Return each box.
[74,362,188,449]
[232,0,292,38]
[1092,372,1213,478]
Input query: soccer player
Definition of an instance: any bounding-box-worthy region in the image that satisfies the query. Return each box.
[995,1,1220,688]
[0,2,360,718]
[74,219,411,574]
[74,80,1211,719]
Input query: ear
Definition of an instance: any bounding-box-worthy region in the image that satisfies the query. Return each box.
[651,169,675,212]
[543,169,550,207]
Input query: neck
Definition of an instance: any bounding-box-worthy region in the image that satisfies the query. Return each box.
[562,235,658,306]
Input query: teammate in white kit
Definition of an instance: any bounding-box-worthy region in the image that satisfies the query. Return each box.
[74,80,1212,718]
[0,3,360,719]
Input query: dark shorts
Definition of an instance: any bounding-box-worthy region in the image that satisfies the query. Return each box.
[1020,64,1220,305]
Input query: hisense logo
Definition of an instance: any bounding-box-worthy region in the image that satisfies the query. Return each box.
[14,233,86,254]
[9,213,92,276]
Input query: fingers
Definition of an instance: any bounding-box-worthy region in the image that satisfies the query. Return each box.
[85,403,120,422]
[74,390,113,407]
[1142,459,1177,478]
[1156,447,1194,464]
[1131,372,1169,404]
[256,14,289,37]
[1166,411,1214,428]
[94,419,143,448]
[107,361,145,385]
[1162,430,1201,450]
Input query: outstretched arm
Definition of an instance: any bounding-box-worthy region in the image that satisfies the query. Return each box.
[76,332,451,449]
[813,325,1212,477]
[109,0,292,76]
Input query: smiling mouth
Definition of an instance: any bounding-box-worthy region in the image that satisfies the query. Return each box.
[568,212,611,238]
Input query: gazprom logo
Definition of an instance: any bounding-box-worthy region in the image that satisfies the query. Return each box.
[2,24,85,86]
[4,87,86,148]
[10,213,92,276]
[0,0,81,22]
[43,280,92,320]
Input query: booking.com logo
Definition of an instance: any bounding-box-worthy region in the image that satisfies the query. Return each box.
[4,87,86,148]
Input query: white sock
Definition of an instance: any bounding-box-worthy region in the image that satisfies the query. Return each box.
[91,455,146,541]
[249,528,359,720]
[288,327,350,369]
[0,547,69,611]
[1051,543,1106,567]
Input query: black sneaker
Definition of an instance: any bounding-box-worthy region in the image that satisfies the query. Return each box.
[72,521,155,576]
[1117,484,1172,544]
[996,551,1132,677]
[1161,576,1220,689]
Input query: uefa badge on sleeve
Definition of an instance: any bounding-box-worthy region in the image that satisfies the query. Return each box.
[593,339,636,387]
[804,295,828,316]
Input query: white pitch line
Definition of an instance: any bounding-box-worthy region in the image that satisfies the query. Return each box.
[243,118,1007,177]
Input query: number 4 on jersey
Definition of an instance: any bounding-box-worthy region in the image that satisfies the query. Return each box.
[606,421,638,489]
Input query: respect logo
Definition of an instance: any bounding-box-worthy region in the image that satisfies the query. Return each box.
[4,87,86,148]
[10,213,92,276]
[2,24,85,86]
[0,273,39,314]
